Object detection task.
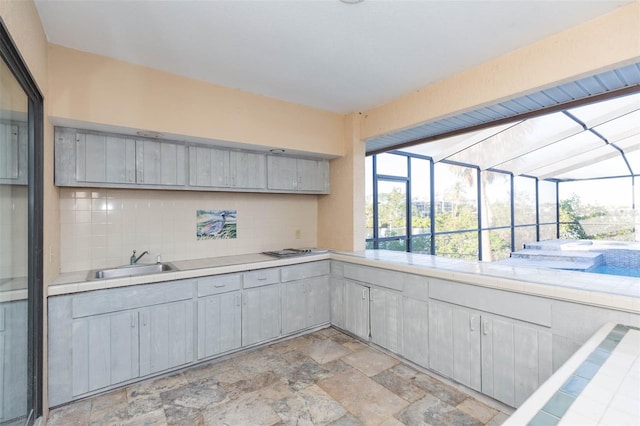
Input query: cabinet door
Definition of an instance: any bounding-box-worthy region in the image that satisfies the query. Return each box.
[76,132,136,184]
[481,317,552,407]
[330,278,346,329]
[344,281,369,340]
[242,285,281,346]
[282,281,308,335]
[428,302,481,391]
[136,139,186,186]
[139,300,194,376]
[197,292,241,359]
[370,288,402,354]
[297,158,328,192]
[189,146,229,187]
[230,151,266,189]
[307,276,330,327]
[402,297,428,367]
[267,155,298,190]
[72,310,139,396]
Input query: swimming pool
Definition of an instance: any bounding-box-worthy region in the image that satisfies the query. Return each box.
[589,265,640,278]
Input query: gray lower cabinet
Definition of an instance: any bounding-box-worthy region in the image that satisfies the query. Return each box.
[402,296,429,367]
[72,299,194,396]
[281,261,331,335]
[71,310,140,396]
[242,284,281,346]
[282,276,330,334]
[138,301,195,376]
[344,281,370,340]
[428,300,552,407]
[370,288,402,354]
[197,292,242,359]
[329,278,346,330]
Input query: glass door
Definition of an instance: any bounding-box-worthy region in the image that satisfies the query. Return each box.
[0,19,43,425]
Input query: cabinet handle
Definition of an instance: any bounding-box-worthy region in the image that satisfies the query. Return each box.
[362,289,367,300]
[257,277,267,281]
[469,315,476,332]
[131,313,136,328]
[236,294,241,306]
[214,283,226,288]
[482,320,489,335]
[142,313,148,326]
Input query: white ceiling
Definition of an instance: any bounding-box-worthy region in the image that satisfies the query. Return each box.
[35,0,632,114]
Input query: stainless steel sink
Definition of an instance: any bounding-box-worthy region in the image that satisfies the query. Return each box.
[88,263,178,280]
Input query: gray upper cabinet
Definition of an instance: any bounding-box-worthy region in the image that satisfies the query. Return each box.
[136,139,186,186]
[54,127,329,194]
[267,155,329,193]
[0,122,27,185]
[78,132,136,184]
[189,146,266,190]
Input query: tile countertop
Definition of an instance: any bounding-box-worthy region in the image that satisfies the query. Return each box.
[49,250,639,314]
[504,322,640,425]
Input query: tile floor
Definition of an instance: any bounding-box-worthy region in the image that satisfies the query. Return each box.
[47,327,511,426]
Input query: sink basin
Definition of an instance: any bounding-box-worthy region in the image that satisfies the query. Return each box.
[88,263,178,280]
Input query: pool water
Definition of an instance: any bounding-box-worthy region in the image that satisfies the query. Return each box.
[590,265,640,278]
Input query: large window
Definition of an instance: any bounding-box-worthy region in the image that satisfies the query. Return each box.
[366,153,560,261]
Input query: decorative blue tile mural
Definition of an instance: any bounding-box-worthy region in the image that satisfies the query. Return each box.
[196,210,237,240]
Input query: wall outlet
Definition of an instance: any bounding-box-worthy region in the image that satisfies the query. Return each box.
[295,229,301,239]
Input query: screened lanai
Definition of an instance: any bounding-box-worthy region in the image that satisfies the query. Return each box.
[365,63,640,262]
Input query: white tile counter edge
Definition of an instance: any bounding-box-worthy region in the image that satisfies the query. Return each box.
[48,250,639,314]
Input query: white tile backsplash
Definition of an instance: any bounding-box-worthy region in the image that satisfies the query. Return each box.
[59,188,318,272]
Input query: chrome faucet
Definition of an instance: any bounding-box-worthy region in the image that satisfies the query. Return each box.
[130,250,149,265]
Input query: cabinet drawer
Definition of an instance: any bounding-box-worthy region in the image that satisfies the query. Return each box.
[343,264,402,291]
[402,274,429,301]
[281,261,330,282]
[72,280,194,318]
[429,279,551,327]
[197,274,241,297]
[243,268,280,288]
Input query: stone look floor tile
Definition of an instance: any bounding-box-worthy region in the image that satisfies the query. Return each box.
[341,347,399,377]
[306,339,352,364]
[486,411,510,425]
[318,368,409,426]
[48,327,508,426]
[396,393,483,426]
[47,399,91,426]
[202,391,282,426]
[457,397,500,423]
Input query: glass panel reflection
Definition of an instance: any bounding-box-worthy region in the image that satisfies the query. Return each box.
[0,54,29,424]
[434,163,478,232]
[411,158,431,236]
[514,176,536,225]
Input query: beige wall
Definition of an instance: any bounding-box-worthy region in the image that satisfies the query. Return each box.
[318,113,366,251]
[361,1,640,140]
[48,44,344,157]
